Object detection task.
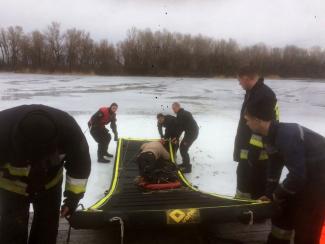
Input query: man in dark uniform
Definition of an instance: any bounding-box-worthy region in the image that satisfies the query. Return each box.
[88,103,118,163]
[156,113,180,153]
[245,101,325,244]
[172,102,199,173]
[234,65,279,200]
[0,104,91,244]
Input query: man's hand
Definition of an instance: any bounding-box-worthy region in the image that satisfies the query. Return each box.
[171,138,178,144]
[160,138,166,145]
[61,197,79,218]
[258,195,271,202]
[60,205,71,218]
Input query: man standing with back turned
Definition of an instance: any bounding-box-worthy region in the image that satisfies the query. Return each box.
[172,102,199,173]
[0,104,91,244]
[234,65,279,199]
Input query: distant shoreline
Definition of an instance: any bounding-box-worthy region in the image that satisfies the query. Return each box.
[0,71,324,82]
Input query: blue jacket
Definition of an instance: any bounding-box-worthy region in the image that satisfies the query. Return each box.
[265,121,325,199]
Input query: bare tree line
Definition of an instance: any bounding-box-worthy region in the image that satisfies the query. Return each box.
[0,22,325,78]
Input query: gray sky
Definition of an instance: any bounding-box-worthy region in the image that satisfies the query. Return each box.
[1,0,325,48]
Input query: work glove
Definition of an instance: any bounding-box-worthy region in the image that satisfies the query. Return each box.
[61,197,79,218]
[114,134,118,141]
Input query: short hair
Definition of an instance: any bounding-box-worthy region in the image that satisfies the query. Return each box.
[172,102,181,108]
[156,113,164,119]
[237,65,259,78]
[111,103,118,108]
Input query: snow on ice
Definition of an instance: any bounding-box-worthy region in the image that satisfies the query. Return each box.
[1,73,325,207]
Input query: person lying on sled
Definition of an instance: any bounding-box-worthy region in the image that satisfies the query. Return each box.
[135,141,178,184]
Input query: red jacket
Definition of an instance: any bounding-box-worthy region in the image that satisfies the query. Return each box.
[88,107,117,133]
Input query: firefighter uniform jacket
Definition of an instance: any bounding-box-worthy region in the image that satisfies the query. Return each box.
[157,115,180,140]
[88,107,117,135]
[265,121,325,199]
[234,78,279,164]
[0,105,91,201]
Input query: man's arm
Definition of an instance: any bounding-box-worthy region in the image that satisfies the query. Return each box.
[175,113,187,139]
[110,113,118,140]
[61,114,91,217]
[157,123,164,138]
[265,153,283,199]
[88,110,103,128]
[274,130,306,200]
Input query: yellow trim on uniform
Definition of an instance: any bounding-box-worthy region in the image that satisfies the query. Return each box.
[240,149,268,160]
[249,134,264,148]
[65,175,88,194]
[274,102,280,121]
[240,149,249,160]
[66,184,85,194]
[3,164,30,177]
[259,150,269,160]
[0,175,28,196]
[45,167,63,190]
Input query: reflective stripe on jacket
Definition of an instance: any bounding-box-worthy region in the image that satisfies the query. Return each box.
[0,165,63,196]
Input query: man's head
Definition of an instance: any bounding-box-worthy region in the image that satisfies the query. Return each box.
[244,101,273,136]
[12,110,59,161]
[237,65,259,91]
[110,103,118,113]
[172,102,181,114]
[157,113,165,124]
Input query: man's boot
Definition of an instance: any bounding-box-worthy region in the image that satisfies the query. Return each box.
[104,152,114,158]
[98,155,110,163]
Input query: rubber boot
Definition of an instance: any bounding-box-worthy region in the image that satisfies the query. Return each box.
[98,155,110,163]
[105,152,114,158]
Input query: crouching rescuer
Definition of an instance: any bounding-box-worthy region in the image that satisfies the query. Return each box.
[0,105,91,244]
[245,101,325,244]
[88,103,118,163]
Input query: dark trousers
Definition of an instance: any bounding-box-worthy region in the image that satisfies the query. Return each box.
[236,159,267,199]
[268,164,325,244]
[180,132,198,166]
[90,127,111,159]
[0,183,62,244]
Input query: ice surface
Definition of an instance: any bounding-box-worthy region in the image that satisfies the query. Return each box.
[1,73,325,207]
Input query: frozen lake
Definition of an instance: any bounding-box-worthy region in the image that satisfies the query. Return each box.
[1,73,325,207]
